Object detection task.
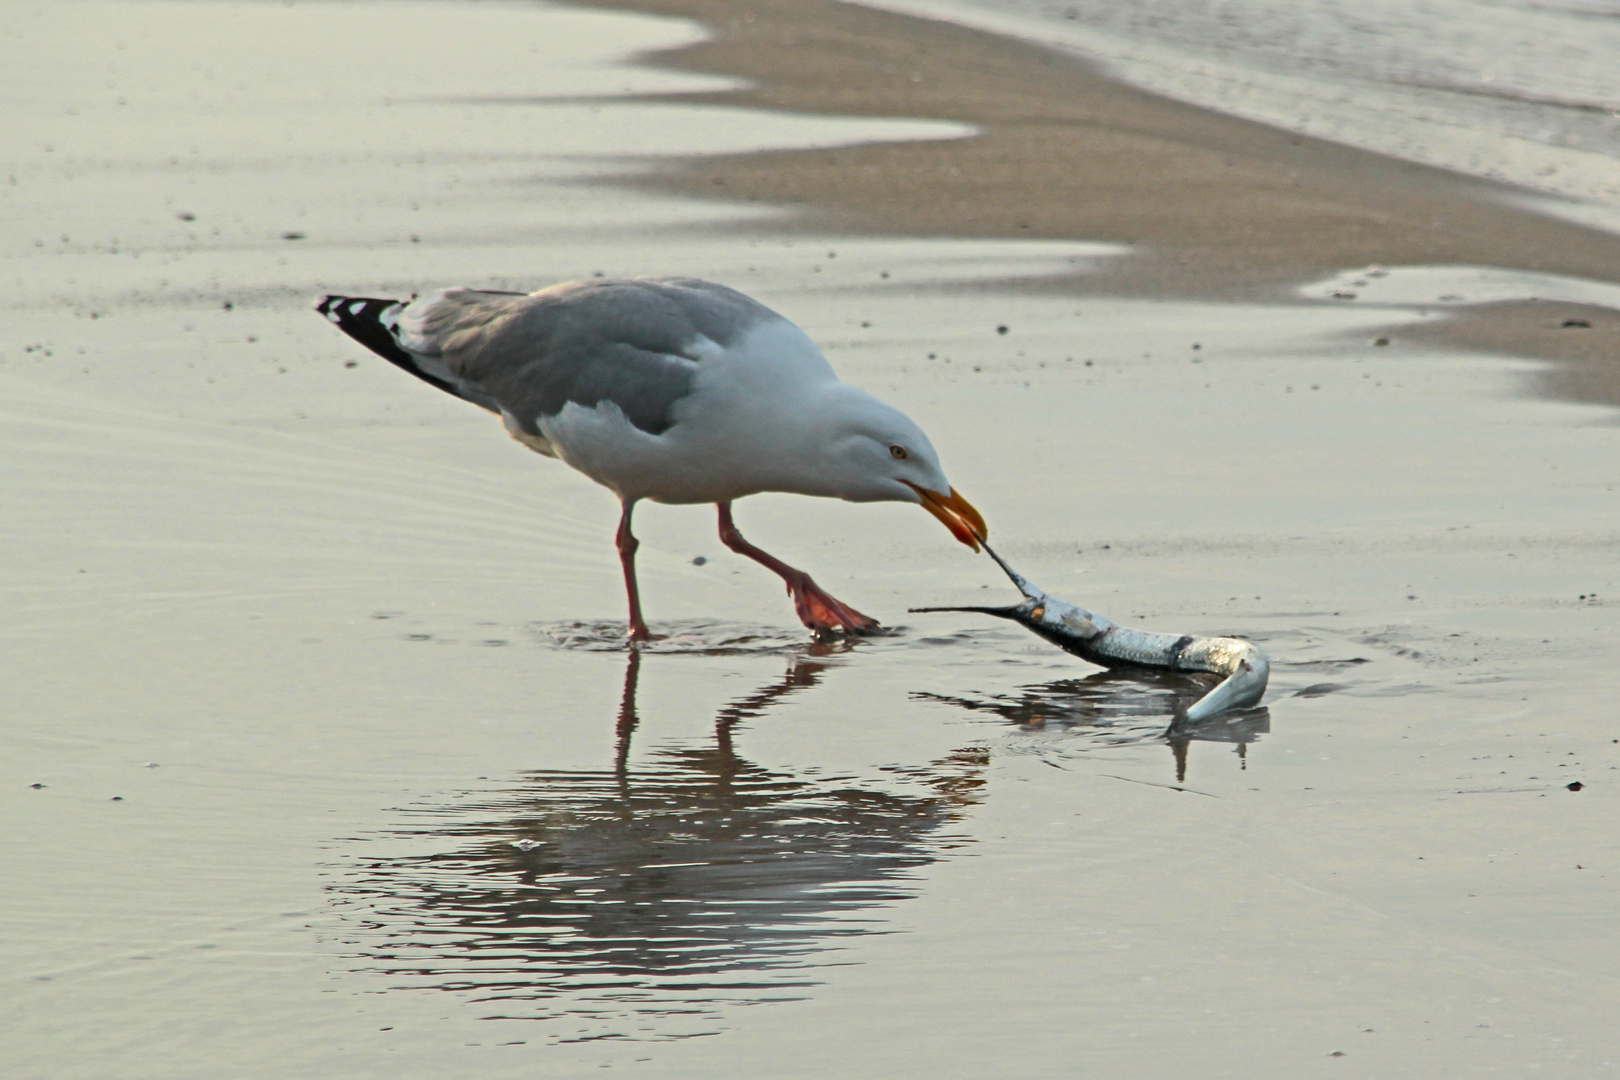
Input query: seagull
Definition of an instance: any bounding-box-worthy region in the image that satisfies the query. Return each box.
[316,277,985,641]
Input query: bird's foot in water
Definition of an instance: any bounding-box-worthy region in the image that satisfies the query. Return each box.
[625,627,666,646]
[785,574,881,636]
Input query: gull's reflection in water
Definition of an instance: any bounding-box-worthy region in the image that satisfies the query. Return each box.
[330,650,983,1040]
[917,667,1270,782]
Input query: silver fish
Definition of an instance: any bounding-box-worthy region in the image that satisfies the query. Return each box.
[913,543,1269,722]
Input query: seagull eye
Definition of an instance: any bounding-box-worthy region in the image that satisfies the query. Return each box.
[889,445,909,460]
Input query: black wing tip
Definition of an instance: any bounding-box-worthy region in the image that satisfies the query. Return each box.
[317,293,470,400]
[315,293,404,348]
[316,293,400,320]
[315,294,356,319]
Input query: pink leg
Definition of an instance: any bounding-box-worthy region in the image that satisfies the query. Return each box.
[716,502,880,635]
[616,501,652,643]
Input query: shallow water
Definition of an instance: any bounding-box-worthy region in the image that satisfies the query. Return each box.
[5,1,1620,1077]
[879,0,1620,231]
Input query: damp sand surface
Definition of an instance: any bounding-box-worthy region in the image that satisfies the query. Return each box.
[3,2,1619,1078]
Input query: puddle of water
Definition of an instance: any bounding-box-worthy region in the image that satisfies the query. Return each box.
[327,652,982,1042]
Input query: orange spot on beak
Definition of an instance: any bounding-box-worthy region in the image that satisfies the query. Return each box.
[903,482,987,551]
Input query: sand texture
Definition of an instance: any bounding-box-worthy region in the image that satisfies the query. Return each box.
[1403,300,1620,406]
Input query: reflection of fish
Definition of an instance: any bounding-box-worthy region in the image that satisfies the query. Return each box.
[917,674,1270,782]
[328,653,983,1037]
[914,542,1269,722]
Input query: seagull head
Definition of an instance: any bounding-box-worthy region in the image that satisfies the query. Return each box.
[812,387,986,551]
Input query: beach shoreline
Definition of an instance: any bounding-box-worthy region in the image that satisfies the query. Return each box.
[573,0,1620,405]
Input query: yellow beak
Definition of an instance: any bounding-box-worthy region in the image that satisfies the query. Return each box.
[903,482,987,551]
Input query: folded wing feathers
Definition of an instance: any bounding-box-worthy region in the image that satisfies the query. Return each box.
[317,278,775,437]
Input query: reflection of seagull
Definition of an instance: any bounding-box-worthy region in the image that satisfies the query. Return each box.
[317,278,986,639]
[329,653,984,1036]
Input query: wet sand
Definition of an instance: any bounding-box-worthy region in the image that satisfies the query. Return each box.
[582,0,1620,401]
[1402,300,1620,407]
[4,1,1619,1078]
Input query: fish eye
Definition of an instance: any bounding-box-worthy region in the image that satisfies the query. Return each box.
[889,445,909,460]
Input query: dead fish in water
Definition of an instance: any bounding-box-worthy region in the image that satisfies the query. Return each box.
[912,542,1269,722]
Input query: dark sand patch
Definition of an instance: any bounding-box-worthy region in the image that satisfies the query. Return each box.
[1397,301,1620,410]
[577,0,1620,400]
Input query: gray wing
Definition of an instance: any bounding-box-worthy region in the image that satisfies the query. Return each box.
[397,277,779,437]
